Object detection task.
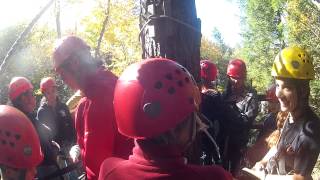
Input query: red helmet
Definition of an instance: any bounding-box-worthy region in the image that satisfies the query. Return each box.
[227,59,246,79]
[52,35,90,69]
[40,77,56,93]
[8,77,33,101]
[265,84,278,102]
[114,58,200,139]
[200,60,218,81]
[0,105,43,169]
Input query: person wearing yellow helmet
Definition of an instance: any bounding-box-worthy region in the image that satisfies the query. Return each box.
[252,47,320,180]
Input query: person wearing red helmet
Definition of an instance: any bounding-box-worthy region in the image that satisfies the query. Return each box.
[36,77,77,178]
[219,59,259,176]
[261,84,280,134]
[0,105,43,180]
[52,35,133,180]
[7,77,60,179]
[200,60,218,92]
[199,60,222,165]
[37,77,76,156]
[8,77,36,114]
[98,58,232,180]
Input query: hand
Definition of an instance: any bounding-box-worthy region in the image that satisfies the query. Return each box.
[253,161,265,171]
[69,145,81,163]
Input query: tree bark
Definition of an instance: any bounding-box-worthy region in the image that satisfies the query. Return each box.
[139,0,201,82]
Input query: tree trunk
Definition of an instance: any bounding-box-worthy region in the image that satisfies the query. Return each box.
[139,0,201,82]
[139,0,202,165]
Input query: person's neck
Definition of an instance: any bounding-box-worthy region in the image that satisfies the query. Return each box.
[48,99,57,107]
[78,66,100,91]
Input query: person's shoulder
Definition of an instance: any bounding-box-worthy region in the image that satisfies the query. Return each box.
[99,69,118,82]
[57,100,70,111]
[246,86,258,96]
[303,119,320,137]
[37,102,50,114]
[99,157,128,180]
[301,118,320,149]
[92,69,118,92]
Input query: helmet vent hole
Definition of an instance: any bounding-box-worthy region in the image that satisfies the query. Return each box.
[5,131,11,137]
[291,61,300,69]
[9,142,15,148]
[154,81,163,89]
[181,68,187,72]
[165,73,173,80]
[143,102,161,118]
[185,77,190,83]
[168,87,176,94]
[307,60,310,63]
[14,134,21,140]
[298,54,301,57]
[23,146,32,156]
[303,60,306,63]
[177,80,183,87]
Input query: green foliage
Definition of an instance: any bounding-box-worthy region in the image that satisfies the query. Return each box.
[0,0,141,104]
[0,24,70,104]
[200,29,234,89]
[80,0,141,75]
[239,0,284,93]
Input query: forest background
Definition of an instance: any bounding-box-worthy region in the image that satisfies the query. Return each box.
[0,0,320,176]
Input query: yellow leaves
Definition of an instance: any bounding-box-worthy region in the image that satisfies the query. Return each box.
[200,37,223,61]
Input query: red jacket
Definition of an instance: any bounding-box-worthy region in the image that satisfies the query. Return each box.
[75,68,133,180]
[99,141,232,180]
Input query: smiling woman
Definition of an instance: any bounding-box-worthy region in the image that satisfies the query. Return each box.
[260,46,320,179]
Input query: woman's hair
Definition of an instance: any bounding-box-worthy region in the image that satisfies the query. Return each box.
[266,111,288,148]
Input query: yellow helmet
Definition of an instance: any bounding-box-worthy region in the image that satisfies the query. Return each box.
[271,46,314,79]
